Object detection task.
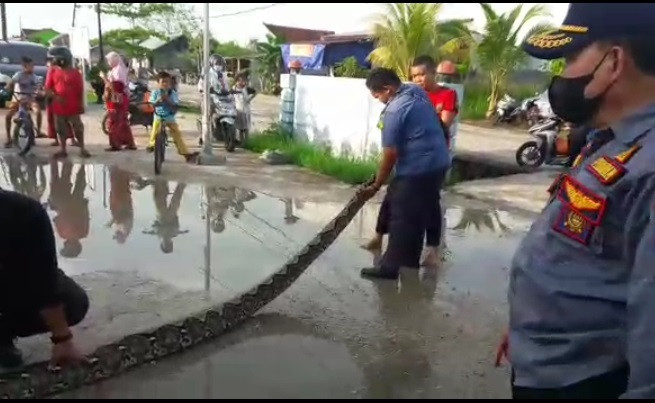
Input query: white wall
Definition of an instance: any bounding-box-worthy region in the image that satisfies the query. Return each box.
[282,74,462,159]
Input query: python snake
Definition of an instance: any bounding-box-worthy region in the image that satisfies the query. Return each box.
[0,180,373,399]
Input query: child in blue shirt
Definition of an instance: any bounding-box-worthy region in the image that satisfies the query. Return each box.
[147,71,198,162]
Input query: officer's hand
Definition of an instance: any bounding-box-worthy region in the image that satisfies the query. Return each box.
[50,339,87,368]
[494,332,509,367]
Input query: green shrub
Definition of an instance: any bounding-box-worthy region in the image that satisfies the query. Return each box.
[245,125,378,185]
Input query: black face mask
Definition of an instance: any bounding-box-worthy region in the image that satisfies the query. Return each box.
[548,51,613,125]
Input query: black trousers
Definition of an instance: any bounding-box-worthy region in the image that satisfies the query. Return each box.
[379,171,445,276]
[0,270,89,341]
[512,366,629,399]
[375,175,443,246]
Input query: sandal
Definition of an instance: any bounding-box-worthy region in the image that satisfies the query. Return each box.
[53,151,68,159]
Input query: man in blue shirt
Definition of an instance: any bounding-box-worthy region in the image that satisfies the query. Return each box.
[360,68,451,280]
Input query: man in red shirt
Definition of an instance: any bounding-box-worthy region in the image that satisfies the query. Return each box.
[363,55,458,267]
[44,47,90,159]
[411,55,458,139]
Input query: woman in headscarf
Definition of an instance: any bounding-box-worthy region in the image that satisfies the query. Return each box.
[103,51,136,151]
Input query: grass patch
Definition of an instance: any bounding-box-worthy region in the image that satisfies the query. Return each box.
[86,90,99,105]
[245,125,378,185]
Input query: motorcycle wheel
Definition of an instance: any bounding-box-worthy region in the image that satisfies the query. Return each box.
[101,112,110,135]
[13,120,34,157]
[224,123,236,152]
[516,141,545,167]
[516,141,546,168]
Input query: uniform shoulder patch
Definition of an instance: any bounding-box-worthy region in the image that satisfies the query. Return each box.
[553,175,607,245]
[586,156,627,186]
[556,175,606,224]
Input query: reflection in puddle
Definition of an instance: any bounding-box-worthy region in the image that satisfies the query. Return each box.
[0,155,320,301]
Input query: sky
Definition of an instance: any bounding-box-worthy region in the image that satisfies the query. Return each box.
[5,2,570,45]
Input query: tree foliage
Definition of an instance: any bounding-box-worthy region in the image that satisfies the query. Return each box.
[91,27,162,60]
[334,57,370,79]
[256,34,285,94]
[368,3,472,81]
[476,3,552,117]
[101,3,176,27]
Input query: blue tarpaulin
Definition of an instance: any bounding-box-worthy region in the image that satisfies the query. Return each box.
[323,41,374,68]
[282,43,326,71]
[282,41,373,71]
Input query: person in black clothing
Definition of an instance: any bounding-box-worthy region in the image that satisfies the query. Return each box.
[0,190,88,368]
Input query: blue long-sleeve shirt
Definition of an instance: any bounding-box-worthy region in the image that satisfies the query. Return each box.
[509,103,655,398]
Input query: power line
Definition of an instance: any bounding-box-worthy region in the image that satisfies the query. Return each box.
[209,3,286,19]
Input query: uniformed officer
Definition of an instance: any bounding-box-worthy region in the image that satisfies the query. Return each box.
[360,68,450,280]
[505,3,655,399]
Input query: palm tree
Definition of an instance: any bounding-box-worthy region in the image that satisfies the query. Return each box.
[368,3,473,81]
[476,3,552,118]
[256,34,285,94]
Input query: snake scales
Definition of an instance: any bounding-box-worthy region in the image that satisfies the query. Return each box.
[0,181,373,399]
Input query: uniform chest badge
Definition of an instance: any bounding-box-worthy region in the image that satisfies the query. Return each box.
[586,156,626,185]
[553,206,595,245]
[553,175,607,245]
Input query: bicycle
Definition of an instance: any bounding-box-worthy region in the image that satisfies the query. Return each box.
[153,112,168,175]
[8,92,39,157]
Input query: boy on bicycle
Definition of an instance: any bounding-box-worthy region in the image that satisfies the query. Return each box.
[147,71,198,163]
[5,56,44,148]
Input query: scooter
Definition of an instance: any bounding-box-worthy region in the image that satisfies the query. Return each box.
[494,94,523,125]
[196,87,240,152]
[101,80,154,135]
[515,117,569,168]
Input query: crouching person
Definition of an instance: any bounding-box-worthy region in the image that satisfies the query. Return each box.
[0,190,88,368]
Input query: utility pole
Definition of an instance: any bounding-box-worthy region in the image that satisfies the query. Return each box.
[1,3,7,42]
[72,3,77,27]
[96,3,104,66]
[197,3,225,166]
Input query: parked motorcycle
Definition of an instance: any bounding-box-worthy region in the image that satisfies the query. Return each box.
[196,87,240,152]
[494,94,523,125]
[101,80,154,135]
[515,117,569,168]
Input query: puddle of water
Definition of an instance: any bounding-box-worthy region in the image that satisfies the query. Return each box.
[0,154,529,371]
[0,155,333,363]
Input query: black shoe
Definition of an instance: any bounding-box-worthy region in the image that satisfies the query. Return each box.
[146,146,154,153]
[360,267,398,280]
[0,340,23,369]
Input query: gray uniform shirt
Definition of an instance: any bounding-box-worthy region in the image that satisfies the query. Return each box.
[509,103,655,398]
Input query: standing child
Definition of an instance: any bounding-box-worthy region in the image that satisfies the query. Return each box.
[147,71,198,162]
[44,47,90,159]
[233,72,257,143]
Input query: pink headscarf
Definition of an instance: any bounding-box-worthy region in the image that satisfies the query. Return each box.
[106,51,128,89]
